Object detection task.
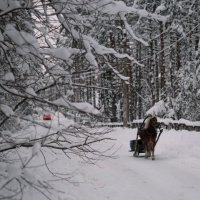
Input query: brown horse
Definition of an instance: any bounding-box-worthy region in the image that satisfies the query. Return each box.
[138,115,158,160]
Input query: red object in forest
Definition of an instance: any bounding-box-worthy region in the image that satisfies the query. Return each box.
[43,114,52,120]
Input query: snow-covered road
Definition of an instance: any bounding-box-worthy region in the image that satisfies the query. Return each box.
[60,127,200,200]
[25,126,200,200]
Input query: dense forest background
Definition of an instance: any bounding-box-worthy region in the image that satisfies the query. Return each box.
[69,0,200,124]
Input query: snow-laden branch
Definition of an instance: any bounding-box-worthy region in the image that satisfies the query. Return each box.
[40,47,81,62]
[0,135,114,153]
[96,0,169,22]
[119,12,149,46]
[106,62,129,82]
[83,35,141,64]
[51,4,142,67]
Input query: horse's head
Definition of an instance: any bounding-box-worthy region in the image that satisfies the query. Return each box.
[143,115,158,130]
[149,116,158,128]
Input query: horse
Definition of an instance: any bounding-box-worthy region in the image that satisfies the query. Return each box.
[138,115,158,160]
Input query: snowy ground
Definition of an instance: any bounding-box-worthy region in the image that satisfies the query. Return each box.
[25,125,200,200]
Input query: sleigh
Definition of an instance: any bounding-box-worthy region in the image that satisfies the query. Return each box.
[129,139,145,157]
[129,115,163,158]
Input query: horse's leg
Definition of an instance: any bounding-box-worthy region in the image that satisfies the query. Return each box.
[145,151,149,158]
[148,149,151,157]
[146,139,153,160]
[151,148,155,160]
[144,143,148,158]
[147,138,151,157]
[151,141,156,160]
[145,143,151,158]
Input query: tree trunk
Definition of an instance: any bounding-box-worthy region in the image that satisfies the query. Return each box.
[129,63,134,122]
[122,63,129,127]
[136,42,142,119]
[159,21,165,97]
[154,39,159,102]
